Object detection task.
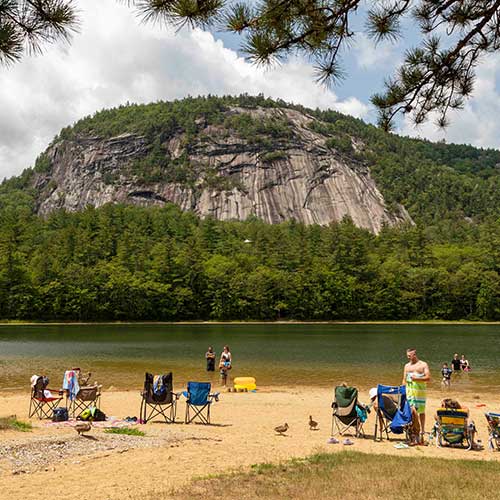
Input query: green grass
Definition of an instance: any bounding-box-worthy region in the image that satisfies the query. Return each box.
[103,427,145,437]
[0,416,32,432]
[170,450,500,500]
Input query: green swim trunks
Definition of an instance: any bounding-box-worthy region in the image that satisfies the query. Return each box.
[406,379,427,414]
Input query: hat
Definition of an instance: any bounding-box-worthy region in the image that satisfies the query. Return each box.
[369,387,377,400]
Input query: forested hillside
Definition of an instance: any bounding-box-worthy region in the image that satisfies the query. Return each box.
[1,95,500,322]
[0,202,499,321]
[3,94,500,224]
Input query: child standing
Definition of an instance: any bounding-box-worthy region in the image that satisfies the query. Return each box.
[441,362,452,389]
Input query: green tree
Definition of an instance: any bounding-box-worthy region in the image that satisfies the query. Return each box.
[0,0,78,65]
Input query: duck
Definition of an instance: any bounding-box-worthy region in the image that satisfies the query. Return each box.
[274,422,289,436]
[309,415,318,430]
[75,422,92,435]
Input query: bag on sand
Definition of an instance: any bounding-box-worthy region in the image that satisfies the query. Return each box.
[78,407,106,422]
[52,407,69,422]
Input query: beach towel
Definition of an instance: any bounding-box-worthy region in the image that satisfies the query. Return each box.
[406,379,426,414]
[390,400,413,434]
[63,370,80,401]
[153,375,166,397]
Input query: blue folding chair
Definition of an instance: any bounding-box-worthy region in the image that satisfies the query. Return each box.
[184,382,219,424]
[374,384,412,441]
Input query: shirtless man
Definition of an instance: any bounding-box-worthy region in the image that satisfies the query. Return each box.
[402,348,431,442]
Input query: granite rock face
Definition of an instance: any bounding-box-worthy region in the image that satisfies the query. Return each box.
[32,106,412,233]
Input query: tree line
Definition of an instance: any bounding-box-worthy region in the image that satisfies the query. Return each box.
[1,201,499,322]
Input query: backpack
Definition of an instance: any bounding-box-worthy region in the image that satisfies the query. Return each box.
[78,406,106,422]
[52,407,69,422]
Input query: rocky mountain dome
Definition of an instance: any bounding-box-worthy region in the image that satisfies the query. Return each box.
[30,101,411,234]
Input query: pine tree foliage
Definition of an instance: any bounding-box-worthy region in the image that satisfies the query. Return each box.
[125,1,500,130]
[0,0,78,65]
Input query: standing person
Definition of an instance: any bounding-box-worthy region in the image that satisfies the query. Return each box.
[219,345,232,387]
[460,354,470,372]
[451,353,461,372]
[441,362,452,389]
[402,348,431,444]
[205,346,216,372]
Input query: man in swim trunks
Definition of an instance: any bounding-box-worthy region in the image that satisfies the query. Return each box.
[451,353,461,372]
[403,348,431,442]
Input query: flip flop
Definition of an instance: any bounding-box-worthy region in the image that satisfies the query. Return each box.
[394,442,410,449]
[342,438,354,445]
[327,437,340,444]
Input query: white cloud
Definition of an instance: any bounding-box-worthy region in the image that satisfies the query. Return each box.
[0,0,368,179]
[400,54,500,149]
[353,33,398,70]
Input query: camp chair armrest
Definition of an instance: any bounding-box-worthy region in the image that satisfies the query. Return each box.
[45,388,64,396]
[172,391,182,400]
[209,392,220,402]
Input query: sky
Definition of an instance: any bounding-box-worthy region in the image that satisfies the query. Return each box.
[2,0,500,180]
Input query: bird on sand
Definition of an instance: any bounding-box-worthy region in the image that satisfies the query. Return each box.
[309,415,319,430]
[274,423,289,436]
[75,422,92,436]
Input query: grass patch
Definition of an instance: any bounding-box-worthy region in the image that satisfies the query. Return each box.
[172,450,500,500]
[0,415,32,432]
[103,427,145,437]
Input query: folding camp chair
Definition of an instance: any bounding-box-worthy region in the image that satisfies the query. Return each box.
[374,384,411,442]
[184,381,219,424]
[331,385,367,437]
[29,376,64,419]
[140,372,179,423]
[434,409,475,450]
[485,412,500,451]
[71,385,102,418]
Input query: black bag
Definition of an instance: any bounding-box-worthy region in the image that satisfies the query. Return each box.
[52,407,69,422]
[92,408,106,421]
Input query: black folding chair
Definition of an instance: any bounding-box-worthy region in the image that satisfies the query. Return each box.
[29,376,63,419]
[140,372,179,423]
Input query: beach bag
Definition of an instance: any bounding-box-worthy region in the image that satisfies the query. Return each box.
[52,407,69,422]
[92,408,106,421]
[78,407,106,422]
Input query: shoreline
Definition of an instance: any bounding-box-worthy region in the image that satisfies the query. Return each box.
[1,386,499,499]
[2,320,500,326]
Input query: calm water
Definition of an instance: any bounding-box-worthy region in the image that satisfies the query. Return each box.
[1,324,499,394]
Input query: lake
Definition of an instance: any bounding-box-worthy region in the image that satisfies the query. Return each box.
[1,323,499,394]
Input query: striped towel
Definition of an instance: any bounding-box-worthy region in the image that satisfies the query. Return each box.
[406,380,427,414]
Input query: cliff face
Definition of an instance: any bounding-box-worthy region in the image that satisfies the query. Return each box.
[31,106,412,233]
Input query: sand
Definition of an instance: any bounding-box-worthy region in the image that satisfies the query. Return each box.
[0,386,499,499]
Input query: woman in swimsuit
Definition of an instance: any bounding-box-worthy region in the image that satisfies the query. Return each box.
[460,355,470,371]
[219,345,232,386]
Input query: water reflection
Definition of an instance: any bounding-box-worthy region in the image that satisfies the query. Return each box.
[0,323,498,393]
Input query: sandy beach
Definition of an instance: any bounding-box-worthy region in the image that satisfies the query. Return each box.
[1,386,499,499]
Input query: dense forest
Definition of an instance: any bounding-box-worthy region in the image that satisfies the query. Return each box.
[0,201,499,322]
[1,95,500,322]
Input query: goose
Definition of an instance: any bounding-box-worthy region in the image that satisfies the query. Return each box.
[274,423,289,436]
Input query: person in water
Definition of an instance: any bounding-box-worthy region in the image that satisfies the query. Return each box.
[451,353,462,372]
[205,346,216,372]
[441,362,452,389]
[403,348,431,443]
[460,354,471,371]
[219,345,232,386]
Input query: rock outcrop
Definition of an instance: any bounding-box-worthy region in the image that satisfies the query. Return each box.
[31,106,412,233]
